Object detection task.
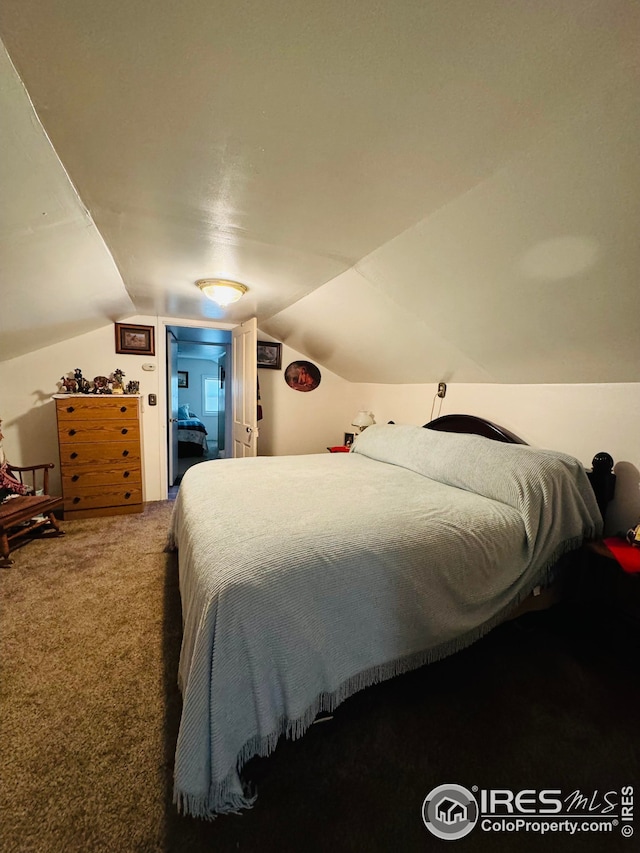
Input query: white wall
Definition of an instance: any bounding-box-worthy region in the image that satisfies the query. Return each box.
[0,316,164,500]
[351,381,640,535]
[256,337,355,456]
[1,320,638,535]
[0,317,353,501]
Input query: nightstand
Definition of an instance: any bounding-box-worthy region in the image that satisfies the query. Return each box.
[579,539,640,634]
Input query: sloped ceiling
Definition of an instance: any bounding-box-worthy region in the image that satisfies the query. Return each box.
[0,42,135,362]
[0,1,638,381]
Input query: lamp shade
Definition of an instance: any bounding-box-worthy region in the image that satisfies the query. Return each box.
[351,410,375,430]
[196,279,248,306]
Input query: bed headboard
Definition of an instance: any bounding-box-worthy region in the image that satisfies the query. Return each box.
[424,413,526,444]
[423,413,615,522]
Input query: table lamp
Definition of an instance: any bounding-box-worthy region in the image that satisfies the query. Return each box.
[351,411,375,433]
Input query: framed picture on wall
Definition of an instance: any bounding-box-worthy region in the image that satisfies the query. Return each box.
[284,360,321,392]
[257,341,282,370]
[114,323,155,356]
[177,371,189,388]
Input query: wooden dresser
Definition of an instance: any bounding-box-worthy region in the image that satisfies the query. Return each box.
[54,395,143,519]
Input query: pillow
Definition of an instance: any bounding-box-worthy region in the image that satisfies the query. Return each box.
[178,404,190,419]
[352,423,600,520]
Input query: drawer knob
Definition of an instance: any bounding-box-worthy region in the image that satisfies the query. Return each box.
[68,429,76,436]
[122,449,129,457]
[72,475,79,482]
[121,428,128,435]
[66,406,75,413]
[123,471,130,478]
[70,452,78,459]
[120,406,127,413]
[124,492,131,499]
[72,497,81,504]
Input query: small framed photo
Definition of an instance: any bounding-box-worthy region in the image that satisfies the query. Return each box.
[344,432,355,447]
[115,323,155,356]
[257,340,282,370]
[177,371,189,388]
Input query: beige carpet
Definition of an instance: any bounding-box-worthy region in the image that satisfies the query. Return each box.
[1,502,179,853]
[2,501,337,853]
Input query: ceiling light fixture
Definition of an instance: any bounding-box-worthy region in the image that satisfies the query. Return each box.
[196,279,248,306]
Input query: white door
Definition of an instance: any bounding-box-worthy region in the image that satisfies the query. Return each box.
[232,318,258,457]
[167,330,180,484]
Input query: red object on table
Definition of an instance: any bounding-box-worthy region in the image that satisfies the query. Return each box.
[327,446,351,453]
[603,537,640,574]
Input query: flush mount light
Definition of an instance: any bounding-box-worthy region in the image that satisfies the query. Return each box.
[196,279,248,306]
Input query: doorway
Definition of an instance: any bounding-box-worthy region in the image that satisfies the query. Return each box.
[166,325,232,490]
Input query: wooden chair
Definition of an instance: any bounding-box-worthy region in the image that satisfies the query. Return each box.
[0,462,64,567]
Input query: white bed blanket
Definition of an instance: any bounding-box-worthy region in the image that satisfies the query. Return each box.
[168,425,601,817]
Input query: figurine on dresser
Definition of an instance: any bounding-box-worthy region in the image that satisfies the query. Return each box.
[60,375,78,394]
[74,369,91,394]
[110,369,126,394]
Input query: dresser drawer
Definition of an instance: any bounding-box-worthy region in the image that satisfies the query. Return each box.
[61,466,142,490]
[58,441,141,468]
[56,397,139,420]
[58,419,138,444]
[63,484,143,512]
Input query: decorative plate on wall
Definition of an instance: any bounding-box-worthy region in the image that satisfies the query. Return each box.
[284,361,321,392]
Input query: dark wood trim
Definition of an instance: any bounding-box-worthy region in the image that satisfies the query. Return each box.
[0,495,64,566]
[424,413,527,444]
[586,453,616,523]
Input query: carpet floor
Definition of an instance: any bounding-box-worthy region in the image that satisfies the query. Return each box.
[1,502,638,853]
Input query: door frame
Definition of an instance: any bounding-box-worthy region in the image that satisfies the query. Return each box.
[157,317,236,499]
[167,329,179,486]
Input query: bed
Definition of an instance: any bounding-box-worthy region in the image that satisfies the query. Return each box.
[176,405,208,458]
[168,415,605,818]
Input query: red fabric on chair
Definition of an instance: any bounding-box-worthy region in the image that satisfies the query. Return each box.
[603,537,640,574]
[0,461,30,498]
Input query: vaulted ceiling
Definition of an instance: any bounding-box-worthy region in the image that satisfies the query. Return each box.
[1,1,638,381]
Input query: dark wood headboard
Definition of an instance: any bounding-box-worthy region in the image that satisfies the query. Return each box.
[424,413,526,444]
[423,413,615,522]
